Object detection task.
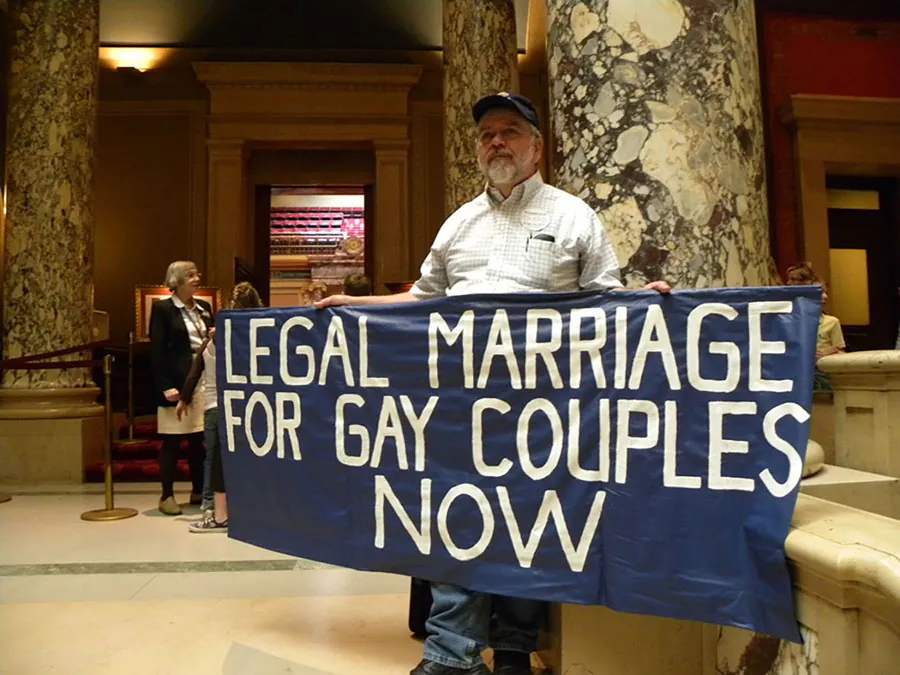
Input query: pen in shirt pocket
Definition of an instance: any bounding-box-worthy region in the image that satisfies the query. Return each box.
[526,232,555,251]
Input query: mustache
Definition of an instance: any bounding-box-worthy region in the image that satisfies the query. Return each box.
[487,150,514,162]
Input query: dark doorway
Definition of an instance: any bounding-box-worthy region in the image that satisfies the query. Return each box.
[826,177,899,351]
[261,185,369,307]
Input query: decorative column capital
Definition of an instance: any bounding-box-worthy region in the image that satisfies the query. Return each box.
[207,138,245,160]
[374,139,411,157]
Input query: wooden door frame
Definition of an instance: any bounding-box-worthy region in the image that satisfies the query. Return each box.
[780,95,900,297]
[194,62,422,293]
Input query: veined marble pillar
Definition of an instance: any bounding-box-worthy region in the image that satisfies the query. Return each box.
[443,0,518,214]
[2,0,99,385]
[0,0,104,483]
[547,0,775,288]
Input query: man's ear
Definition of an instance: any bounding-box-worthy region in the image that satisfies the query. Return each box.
[533,136,544,166]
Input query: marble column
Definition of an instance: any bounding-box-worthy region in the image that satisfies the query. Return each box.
[0,0,104,484]
[547,0,777,288]
[2,0,100,386]
[443,0,518,214]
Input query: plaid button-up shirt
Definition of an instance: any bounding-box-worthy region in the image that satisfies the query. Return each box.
[411,172,622,298]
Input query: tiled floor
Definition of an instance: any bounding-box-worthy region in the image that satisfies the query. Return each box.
[0,487,422,675]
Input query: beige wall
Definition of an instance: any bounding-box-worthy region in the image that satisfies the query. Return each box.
[94,102,206,341]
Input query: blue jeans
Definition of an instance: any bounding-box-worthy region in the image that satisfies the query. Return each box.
[201,408,217,509]
[423,582,545,669]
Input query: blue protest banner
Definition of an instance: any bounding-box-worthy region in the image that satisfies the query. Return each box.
[217,287,820,642]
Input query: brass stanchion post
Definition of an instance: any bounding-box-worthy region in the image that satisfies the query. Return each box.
[82,354,138,522]
[116,332,147,448]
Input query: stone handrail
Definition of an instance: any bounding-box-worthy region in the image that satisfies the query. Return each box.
[813,349,900,477]
[788,493,900,634]
[817,349,900,376]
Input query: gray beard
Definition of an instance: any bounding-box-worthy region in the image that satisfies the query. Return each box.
[485,158,518,186]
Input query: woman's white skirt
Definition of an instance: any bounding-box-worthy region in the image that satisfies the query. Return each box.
[157,385,205,435]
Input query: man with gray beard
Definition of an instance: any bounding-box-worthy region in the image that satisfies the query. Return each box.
[318,92,669,675]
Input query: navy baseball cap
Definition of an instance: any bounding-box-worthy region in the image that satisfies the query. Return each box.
[472,92,540,129]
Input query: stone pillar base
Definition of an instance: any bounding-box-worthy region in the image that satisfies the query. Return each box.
[0,388,104,484]
[556,603,713,675]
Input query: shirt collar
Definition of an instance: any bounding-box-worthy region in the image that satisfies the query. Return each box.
[171,294,191,310]
[486,171,544,207]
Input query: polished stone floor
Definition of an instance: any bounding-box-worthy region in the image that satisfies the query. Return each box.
[0,485,423,675]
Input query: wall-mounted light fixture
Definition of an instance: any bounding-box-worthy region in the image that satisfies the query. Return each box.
[100,47,170,72]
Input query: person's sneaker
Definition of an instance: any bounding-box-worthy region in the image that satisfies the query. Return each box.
[189,492,203,505]
[189,512,228,534]
[158,496,182,516]
[200,498,214,512]
[409,660,489,675]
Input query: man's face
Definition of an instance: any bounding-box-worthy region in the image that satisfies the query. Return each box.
[476,109,542,187]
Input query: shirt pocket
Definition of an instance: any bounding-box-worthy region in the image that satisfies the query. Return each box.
[521,237,560,289]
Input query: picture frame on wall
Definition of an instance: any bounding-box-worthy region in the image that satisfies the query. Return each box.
[134,286,223,342]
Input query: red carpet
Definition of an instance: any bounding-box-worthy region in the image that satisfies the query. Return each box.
[84,421,195,482]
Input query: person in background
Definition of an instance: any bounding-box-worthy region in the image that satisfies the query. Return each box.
[786,262,845,390]
[343,273,372,297]
[150,261,212,516]
[176,282,265,533]
[317,92,670,675]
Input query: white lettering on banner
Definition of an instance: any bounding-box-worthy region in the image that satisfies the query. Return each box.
[374,475,608,572]
[663,400,701,488]
[374,475,432,554]
[335,394,369,467]
[249,318,276,385]
[524,309,564,390]
[359,316,390,388]
[400,395,439,472]
[336,395,438,471]
[280,316,315,386]
[614,306,628,390]
[319,316,355,386]
[429,311,474,388]
[437,484,495,562]
[275,392,302,460]
[687,304,740,393]
[517,399,564,481]
[223,390,245,452]
[245,391,275,457]
[224,319,247,384]
[497,487,607,573]
[371,396,408,470]
[566,398,609,482]
[708,401,757,491]
[226,300,803,396]
[615,399,660,484]
[569,307,607,389]
[628,305,681,390]
[748,301,793,392]
[477,310,522,390]
[472,398,513,477]
[760,403,809,498]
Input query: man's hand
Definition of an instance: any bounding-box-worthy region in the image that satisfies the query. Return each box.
[163,388,180,403]
[315,294,355,310]
[175,400,188,421]
[643,280,672,294]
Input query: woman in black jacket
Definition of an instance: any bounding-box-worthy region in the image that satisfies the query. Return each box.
[149,261,213,515]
